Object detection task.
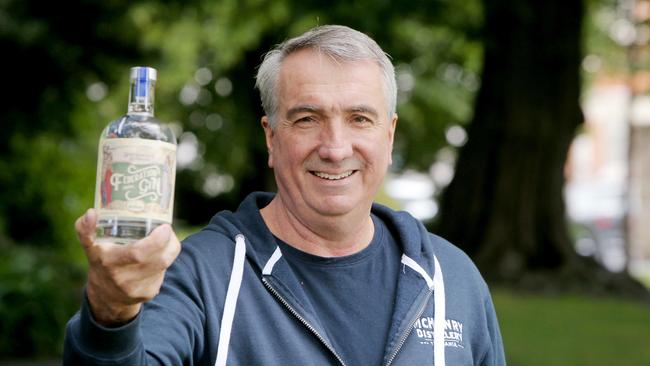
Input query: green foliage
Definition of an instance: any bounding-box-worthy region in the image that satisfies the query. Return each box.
[494,289,650,365]
[582,0,630,88]
[0,0,143,358]
[390,18,483,170]
[0,244,85,356]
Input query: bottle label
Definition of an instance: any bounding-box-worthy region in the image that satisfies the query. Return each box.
[95,138,176,223]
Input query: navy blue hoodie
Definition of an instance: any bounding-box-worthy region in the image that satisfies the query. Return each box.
[64,192,505,365]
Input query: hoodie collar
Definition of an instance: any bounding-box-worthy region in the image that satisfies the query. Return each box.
[206,192,436,285]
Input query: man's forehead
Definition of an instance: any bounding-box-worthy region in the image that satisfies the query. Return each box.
[279,48,382,78]
[276,50,387,114]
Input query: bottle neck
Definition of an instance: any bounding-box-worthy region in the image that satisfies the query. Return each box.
[128,100,154,116]
[128,74,155,117]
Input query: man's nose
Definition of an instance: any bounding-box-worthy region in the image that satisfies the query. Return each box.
[317,120,353,162]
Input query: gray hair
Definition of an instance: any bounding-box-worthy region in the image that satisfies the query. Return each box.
[255,25,397,127]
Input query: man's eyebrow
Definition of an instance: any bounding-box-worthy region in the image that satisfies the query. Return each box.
[285,104,380,119]
[286,105,322,119]
[346,105,379,118]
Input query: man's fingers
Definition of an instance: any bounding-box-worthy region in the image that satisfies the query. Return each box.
[151,224,182,265]
[75,208,97,250]
[129,224,181,269]
[79,217,180,326]
[147,224,172,245]
[133,224,171,257]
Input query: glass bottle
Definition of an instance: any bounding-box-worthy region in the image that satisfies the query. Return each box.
[94,66,177,244]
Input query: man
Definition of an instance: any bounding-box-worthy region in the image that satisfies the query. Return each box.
[64,25,505,365]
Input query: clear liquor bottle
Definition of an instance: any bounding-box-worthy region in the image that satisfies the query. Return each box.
[94,66,177,244]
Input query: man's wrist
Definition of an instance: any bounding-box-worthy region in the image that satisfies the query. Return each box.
[73,293,143,359]
[86,286,141,327]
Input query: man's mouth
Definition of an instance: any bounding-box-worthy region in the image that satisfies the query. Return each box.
[311,170,356,180]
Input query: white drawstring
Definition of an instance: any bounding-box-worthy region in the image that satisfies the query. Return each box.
[401,254,446,366]
[215,234,247,366]
[433,255,446,366]
[262,246,282,275]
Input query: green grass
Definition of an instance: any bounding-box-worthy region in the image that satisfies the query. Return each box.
[493,289,650,366]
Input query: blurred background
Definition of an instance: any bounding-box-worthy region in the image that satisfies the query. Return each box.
[1,0,649,364]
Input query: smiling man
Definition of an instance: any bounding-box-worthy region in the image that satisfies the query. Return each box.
[260,47,397,257]
[64,25,505,366]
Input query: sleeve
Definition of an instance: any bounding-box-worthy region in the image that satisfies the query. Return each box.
[63,295,146,365]
[479,291,507,366]
[63,249,209,365]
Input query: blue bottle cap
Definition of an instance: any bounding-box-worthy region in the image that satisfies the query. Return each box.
[130,67,157,98]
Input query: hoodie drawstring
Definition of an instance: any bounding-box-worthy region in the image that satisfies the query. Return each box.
[215,234,247,366]
[401,254,446,366]
[433,255,446,366]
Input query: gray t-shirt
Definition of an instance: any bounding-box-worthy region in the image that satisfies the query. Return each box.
[275,215,401,366]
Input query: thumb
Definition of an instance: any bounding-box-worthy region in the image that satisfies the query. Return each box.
[146,223,172,244]
[75,208,97,249]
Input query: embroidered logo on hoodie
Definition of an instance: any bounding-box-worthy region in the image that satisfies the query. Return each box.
[413,317,465,348]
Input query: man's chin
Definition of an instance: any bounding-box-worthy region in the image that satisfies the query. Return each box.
[309,196,364,217]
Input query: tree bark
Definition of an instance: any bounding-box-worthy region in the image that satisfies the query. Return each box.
[437,0,584,282]
[437,0,649,299]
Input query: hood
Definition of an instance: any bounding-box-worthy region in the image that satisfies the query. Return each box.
[204,191,437,276]
[202,192,446,365]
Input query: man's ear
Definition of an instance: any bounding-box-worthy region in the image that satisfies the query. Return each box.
[388,113,398,165]
[261,116,274,168]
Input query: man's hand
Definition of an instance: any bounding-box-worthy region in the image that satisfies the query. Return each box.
[75,209,181,326]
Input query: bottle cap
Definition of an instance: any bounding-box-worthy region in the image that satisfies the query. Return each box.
[130,66,157,81]
[130,67,157,98]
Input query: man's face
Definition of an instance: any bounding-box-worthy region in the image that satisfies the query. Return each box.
[262,49,397,220]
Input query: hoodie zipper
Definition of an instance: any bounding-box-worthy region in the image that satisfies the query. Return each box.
[262,277,347,366]
[384,290,433,366]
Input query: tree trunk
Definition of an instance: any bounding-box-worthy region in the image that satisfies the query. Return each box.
[436,0,649,299]
[437,0,584,281]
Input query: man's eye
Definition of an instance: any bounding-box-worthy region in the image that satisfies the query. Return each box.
[295,116,315,124]
[352,116,371,124]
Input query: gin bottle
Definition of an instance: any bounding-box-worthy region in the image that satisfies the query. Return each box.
[94,66,177,244]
